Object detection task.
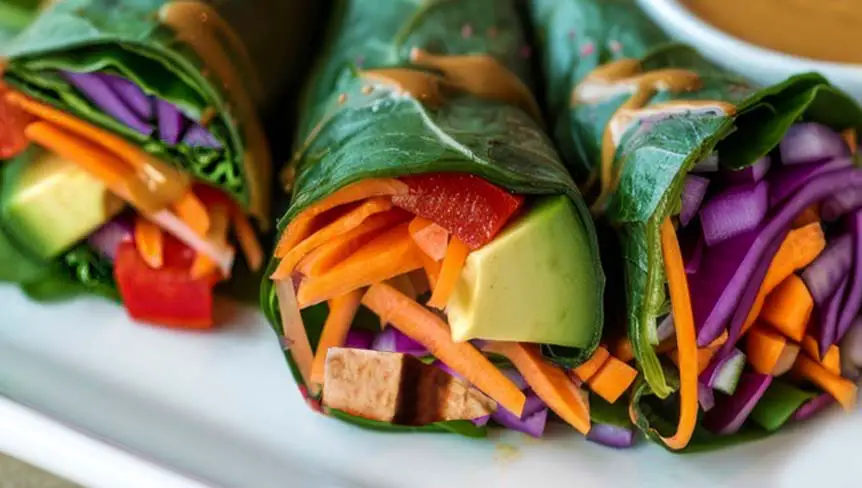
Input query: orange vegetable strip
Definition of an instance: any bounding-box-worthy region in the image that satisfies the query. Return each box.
[409,217,449,261]
[275,179,409,257]
[842,128,857,155]
[573,346,611,381]
[309,289,365,386]
[173,192,210,236]
[191,203,232,279]
[792,354,858,411]
[801,336,842,376]
[613,337,634,363]
[419,251,441,290]
[746,326,800,376]
[655,217,698,450]
[408,269,431,296]
[275,279,316,393]
[297,222,424,308]
[134,216,164,269]
[272,198,394,279]
[484,341,591,434]
[792,204,820,229]
[760,275,813,342]
[426,236,469,309]
[586,356,639,404]
[230,208,264,272]
[668,343,720,376]
[362,283,526,415]
[24,122,136,201]
[740,223,827,336]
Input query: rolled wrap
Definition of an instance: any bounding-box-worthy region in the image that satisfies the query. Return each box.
[529,0,862,451]
[261,0,604,436]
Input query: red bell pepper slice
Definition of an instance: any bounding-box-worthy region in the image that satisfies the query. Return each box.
[114,235,217,329]
[0,86,34,159]
[391,173,524,249]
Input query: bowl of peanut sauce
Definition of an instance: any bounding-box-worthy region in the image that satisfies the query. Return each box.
[638,0,862,101]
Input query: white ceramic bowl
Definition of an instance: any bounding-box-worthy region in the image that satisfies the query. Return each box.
[637,0,862,102]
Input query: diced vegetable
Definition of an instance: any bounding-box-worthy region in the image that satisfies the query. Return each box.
[272,198,394,279]
[88,216,133,261]
[801,336,841,376]
[572,346,611,382]
[310,290,365,386]
[408,217,449,261]
[699,180,768,246]
[801,234,852,305]
[586,423,637,448]
[657,315,676,343]
[492,406,548,438]
[372,327,428,356]
[703,373,772,435]
[745,326,800,376]
[723,156,771,184]
[345,329,375,349]
[761,275,813,342]
[792,394,835,422]
[749,380,817,432]
[699,383,716,412]
[791,355,858,411]
[779,123,850,166]
[426,236,469,309]
[483,341,591,434]
[392,173,524,249]
[836,211,862,342]
[0,86,34,158]
[297,223,424,307]
[361,283,526,415]
[680,175,710,227]
[701,348,746,395]
[586,356,638,403]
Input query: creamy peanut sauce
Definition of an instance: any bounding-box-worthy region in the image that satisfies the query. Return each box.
[681,0,862,65]
[160,1,272,223]
[572,58,735,211]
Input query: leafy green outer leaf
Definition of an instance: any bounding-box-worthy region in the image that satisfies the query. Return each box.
[748,380,816,432]
[529,0,862,399]
[260,0,605,435]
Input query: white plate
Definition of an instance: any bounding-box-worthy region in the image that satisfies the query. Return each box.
[0,285,860,488]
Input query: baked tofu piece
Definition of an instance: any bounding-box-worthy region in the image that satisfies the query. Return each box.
[322,348,496,425]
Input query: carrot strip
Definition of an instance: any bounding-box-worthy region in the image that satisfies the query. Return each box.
[426,236,469,309]
[760,275,813,342]
[173,192,210,236]
[362,283,526,415]
[842,128,857,155]
[310,290,365,386]
[275,179,409,257]
[613,337,634,363]
[419,251,441,290]
[275,279,316,393]
[230,207,264,272]
[655,217,698,450]
[746,326,800,376]
[573,346,611,381]
[668,343,720,376]
[792,204,820,229]
[272,198,394,279]
[408,217,449,261]
[740,223,827,336]
[297,222,424,308]
[586,356,639,404]
[801,336,842,376]
[386,274,418,301]
[484,341,591,434]
[408,269,431,296]
[134,216,163,269]
[190,203,231,279]
[792,354,858,411]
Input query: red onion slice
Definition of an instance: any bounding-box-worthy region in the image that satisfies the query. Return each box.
[586,423,637,448]
[703,373,772,435]
[791,394,835,422]
[156,99,187,146]
[835,212,862,342]
[344,329,375,349]
[699,382,716,412]
[769,158,852,207]
[821,188,862,221]
[839,317,862,379]
[700,180,769,246]
[814,276,849,357]
[87,216,133,261]
[700,347,746,395]
[802,234,853,305]
[492,406,548,438]
[723,156,771,184]
[680,175,710,227]
[780,123,850,166]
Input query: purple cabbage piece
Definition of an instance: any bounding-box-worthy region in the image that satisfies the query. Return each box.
[471,415,490,427]
[682,231,704,275]
[63,71,153,135]
[792,394,835,422]
[491,406,548,438]
[586,423,637,448]
[98,73,153,119]
[156,99,187,146]
[183,123,223,149]
[700,180,769,246]
[835,212,862,343]
[372,327,427,356]
[344,329,374,349]
[821,187,862,221]
[698,382,716,412]
[703,373,773,435]
[802,234,853,305]
[87,215,133,261]
[780,123,850,166]
[501,368,529,391]
[700,348,746,395]
[814,277,849,357]
[680,175,710,227]
[840,317,862,379]
[723,156,771,184]
[769,158,852,207]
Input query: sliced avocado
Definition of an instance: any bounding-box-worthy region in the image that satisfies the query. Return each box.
[447,195,599,348]
[1,150,125,260]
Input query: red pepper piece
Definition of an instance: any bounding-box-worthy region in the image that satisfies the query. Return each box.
[0,86,34,159]
[392,173,524,249]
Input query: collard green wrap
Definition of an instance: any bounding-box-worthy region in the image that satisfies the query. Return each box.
[261,0,605,435]
[529,0,862,450]
[0,0,325,300]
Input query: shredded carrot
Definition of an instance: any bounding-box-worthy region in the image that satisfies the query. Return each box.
[419,251,441,290]
[230,207,264,271]
[296,222,424,308]
[134,216,163,269]
[426,236,469,309]
[792,204,820,229]
[586,356,639,404]
[740,223,827,336]
[272,198,394,279]
[746,326,800,376]
[173,192,210,237]
[613,337,635,363]
[408,217,450,261]
[792,354,858,411]
[310,289,365,386]
[275,179,409,257]
[668,343,720,375]
[842,128,857,155]
[655,217,698,450]
[760,275,812,342]
[362,283,526,415]
[484,341,591,434]
[801,336,842,376]
[190,203,231,279]
[573,346,611,381]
